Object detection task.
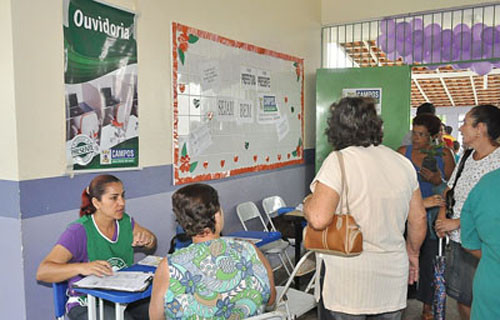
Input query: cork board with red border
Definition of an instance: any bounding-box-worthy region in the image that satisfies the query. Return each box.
[172,22,304,185]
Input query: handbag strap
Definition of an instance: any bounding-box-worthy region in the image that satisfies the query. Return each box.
[450,148,473,192]
[336,151,350,214]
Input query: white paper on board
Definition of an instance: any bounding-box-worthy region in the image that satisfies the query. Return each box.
[257,69,271,92]
[201,61,220,91]
[275,115,290,141]
[257,94,280,124]
[188,124,212,157]
[237,99,254,123]
[216,97,236,122]
[240,66,256,90]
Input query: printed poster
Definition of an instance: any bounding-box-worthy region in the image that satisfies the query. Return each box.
[240,66,256,90]
[342,88,382,114]
[257,94,280,124]
[63,0,139,171]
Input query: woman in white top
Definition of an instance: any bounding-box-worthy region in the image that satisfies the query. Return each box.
[304,97,427,319]
[435,104,500,320]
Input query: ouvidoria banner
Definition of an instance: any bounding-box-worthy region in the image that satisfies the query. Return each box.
[63,0,139,171]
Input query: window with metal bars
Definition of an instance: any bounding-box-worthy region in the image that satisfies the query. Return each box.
[322,3,500,72]
[322,3,500,107]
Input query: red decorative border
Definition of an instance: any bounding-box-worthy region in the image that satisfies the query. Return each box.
[172,22,305,185]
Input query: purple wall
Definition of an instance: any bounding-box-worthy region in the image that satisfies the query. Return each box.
[15,153,314,319]
[0,217,26,319]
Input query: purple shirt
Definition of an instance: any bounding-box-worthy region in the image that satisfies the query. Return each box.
[56,216,135,311]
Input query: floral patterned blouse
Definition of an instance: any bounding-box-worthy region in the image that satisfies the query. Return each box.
[165,238,271,319]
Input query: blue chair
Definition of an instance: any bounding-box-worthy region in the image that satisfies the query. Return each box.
[168,225,192,253]
[53,282,68,320]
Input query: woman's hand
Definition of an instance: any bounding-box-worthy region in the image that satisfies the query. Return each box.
[423,194,445,209]
[133,223,157,249]
[79,260,113,277]
[407,253,420,284]
[434,218,460,237]
[420,167,443,185]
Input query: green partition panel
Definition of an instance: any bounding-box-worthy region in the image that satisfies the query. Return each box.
[315,66,411,171]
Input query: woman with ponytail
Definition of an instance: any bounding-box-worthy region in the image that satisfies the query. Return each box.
[37,174,156,320]
[435,104,500,320]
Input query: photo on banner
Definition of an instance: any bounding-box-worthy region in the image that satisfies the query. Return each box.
[63,0,139,171]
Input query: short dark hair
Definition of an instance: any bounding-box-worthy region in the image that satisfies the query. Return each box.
[416,102,435,115]
[326,97,383,150]
[172,183,221,237]
[469,105,500,145]
[445,125,453,135]
[453,140,460,152]
[80,175,122,217]
[412,114,442,137]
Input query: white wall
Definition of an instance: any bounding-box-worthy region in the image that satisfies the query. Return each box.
[0,0,19,180]
[321,0,492,25]
[8,0,321,180]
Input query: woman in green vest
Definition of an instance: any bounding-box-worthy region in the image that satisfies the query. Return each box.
[37,174,157,320]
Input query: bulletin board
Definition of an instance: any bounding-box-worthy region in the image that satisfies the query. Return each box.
[172,22,304,185]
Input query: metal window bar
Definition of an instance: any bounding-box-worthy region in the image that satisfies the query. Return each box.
[322,3,500,69]
[322,3,500,108]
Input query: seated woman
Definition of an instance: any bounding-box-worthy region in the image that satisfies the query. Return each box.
[36,174,157,320]
[149,183,276,320]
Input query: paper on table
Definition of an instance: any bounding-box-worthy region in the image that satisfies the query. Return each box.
[73,271,153,292]
[226,237,260,244]
[137,255,164,267]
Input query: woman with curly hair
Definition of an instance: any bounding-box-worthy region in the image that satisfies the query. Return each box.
[304,97,427,319]
[397,113,455,320]
[149,183,276,320]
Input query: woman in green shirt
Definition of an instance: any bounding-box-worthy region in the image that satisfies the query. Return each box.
[461,168,500,320]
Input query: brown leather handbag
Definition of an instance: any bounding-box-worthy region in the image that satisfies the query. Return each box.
[304,151,363,256]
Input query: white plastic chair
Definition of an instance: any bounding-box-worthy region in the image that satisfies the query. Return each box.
[245,309,288,320]
[262,196,286,217]
[262,196,296,246]
[253,250,318,319]
[236,201,294,277]
[262,196,286,229]
[275,250,318,319]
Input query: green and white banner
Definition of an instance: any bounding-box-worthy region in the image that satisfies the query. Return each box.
[63,0,139,171]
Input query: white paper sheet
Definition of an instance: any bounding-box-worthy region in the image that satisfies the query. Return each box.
[73,271,153,292]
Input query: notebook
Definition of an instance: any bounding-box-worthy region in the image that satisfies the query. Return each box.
[73,271,153,292]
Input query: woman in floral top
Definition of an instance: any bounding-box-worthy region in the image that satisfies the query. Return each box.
[149,183,276,320]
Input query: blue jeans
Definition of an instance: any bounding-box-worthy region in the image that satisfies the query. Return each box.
[445,240,479,306]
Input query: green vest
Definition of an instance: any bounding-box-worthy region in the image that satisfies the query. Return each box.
[75,213,134,270]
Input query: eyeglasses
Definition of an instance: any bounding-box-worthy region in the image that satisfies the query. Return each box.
[411,130,429,138]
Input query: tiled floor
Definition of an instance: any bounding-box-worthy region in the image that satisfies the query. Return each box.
[274,266,461,320]
[298,298,460,319]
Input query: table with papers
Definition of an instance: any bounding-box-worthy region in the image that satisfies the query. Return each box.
[73,264,156,320]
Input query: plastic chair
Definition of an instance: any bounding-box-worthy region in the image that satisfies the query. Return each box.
[262,196,298,246]
[262,196,286,218]
[236,201,294,276]
[245,310,288,319]
[275,250,318,319]
[251,250,318,320]
[53,282,68,320]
